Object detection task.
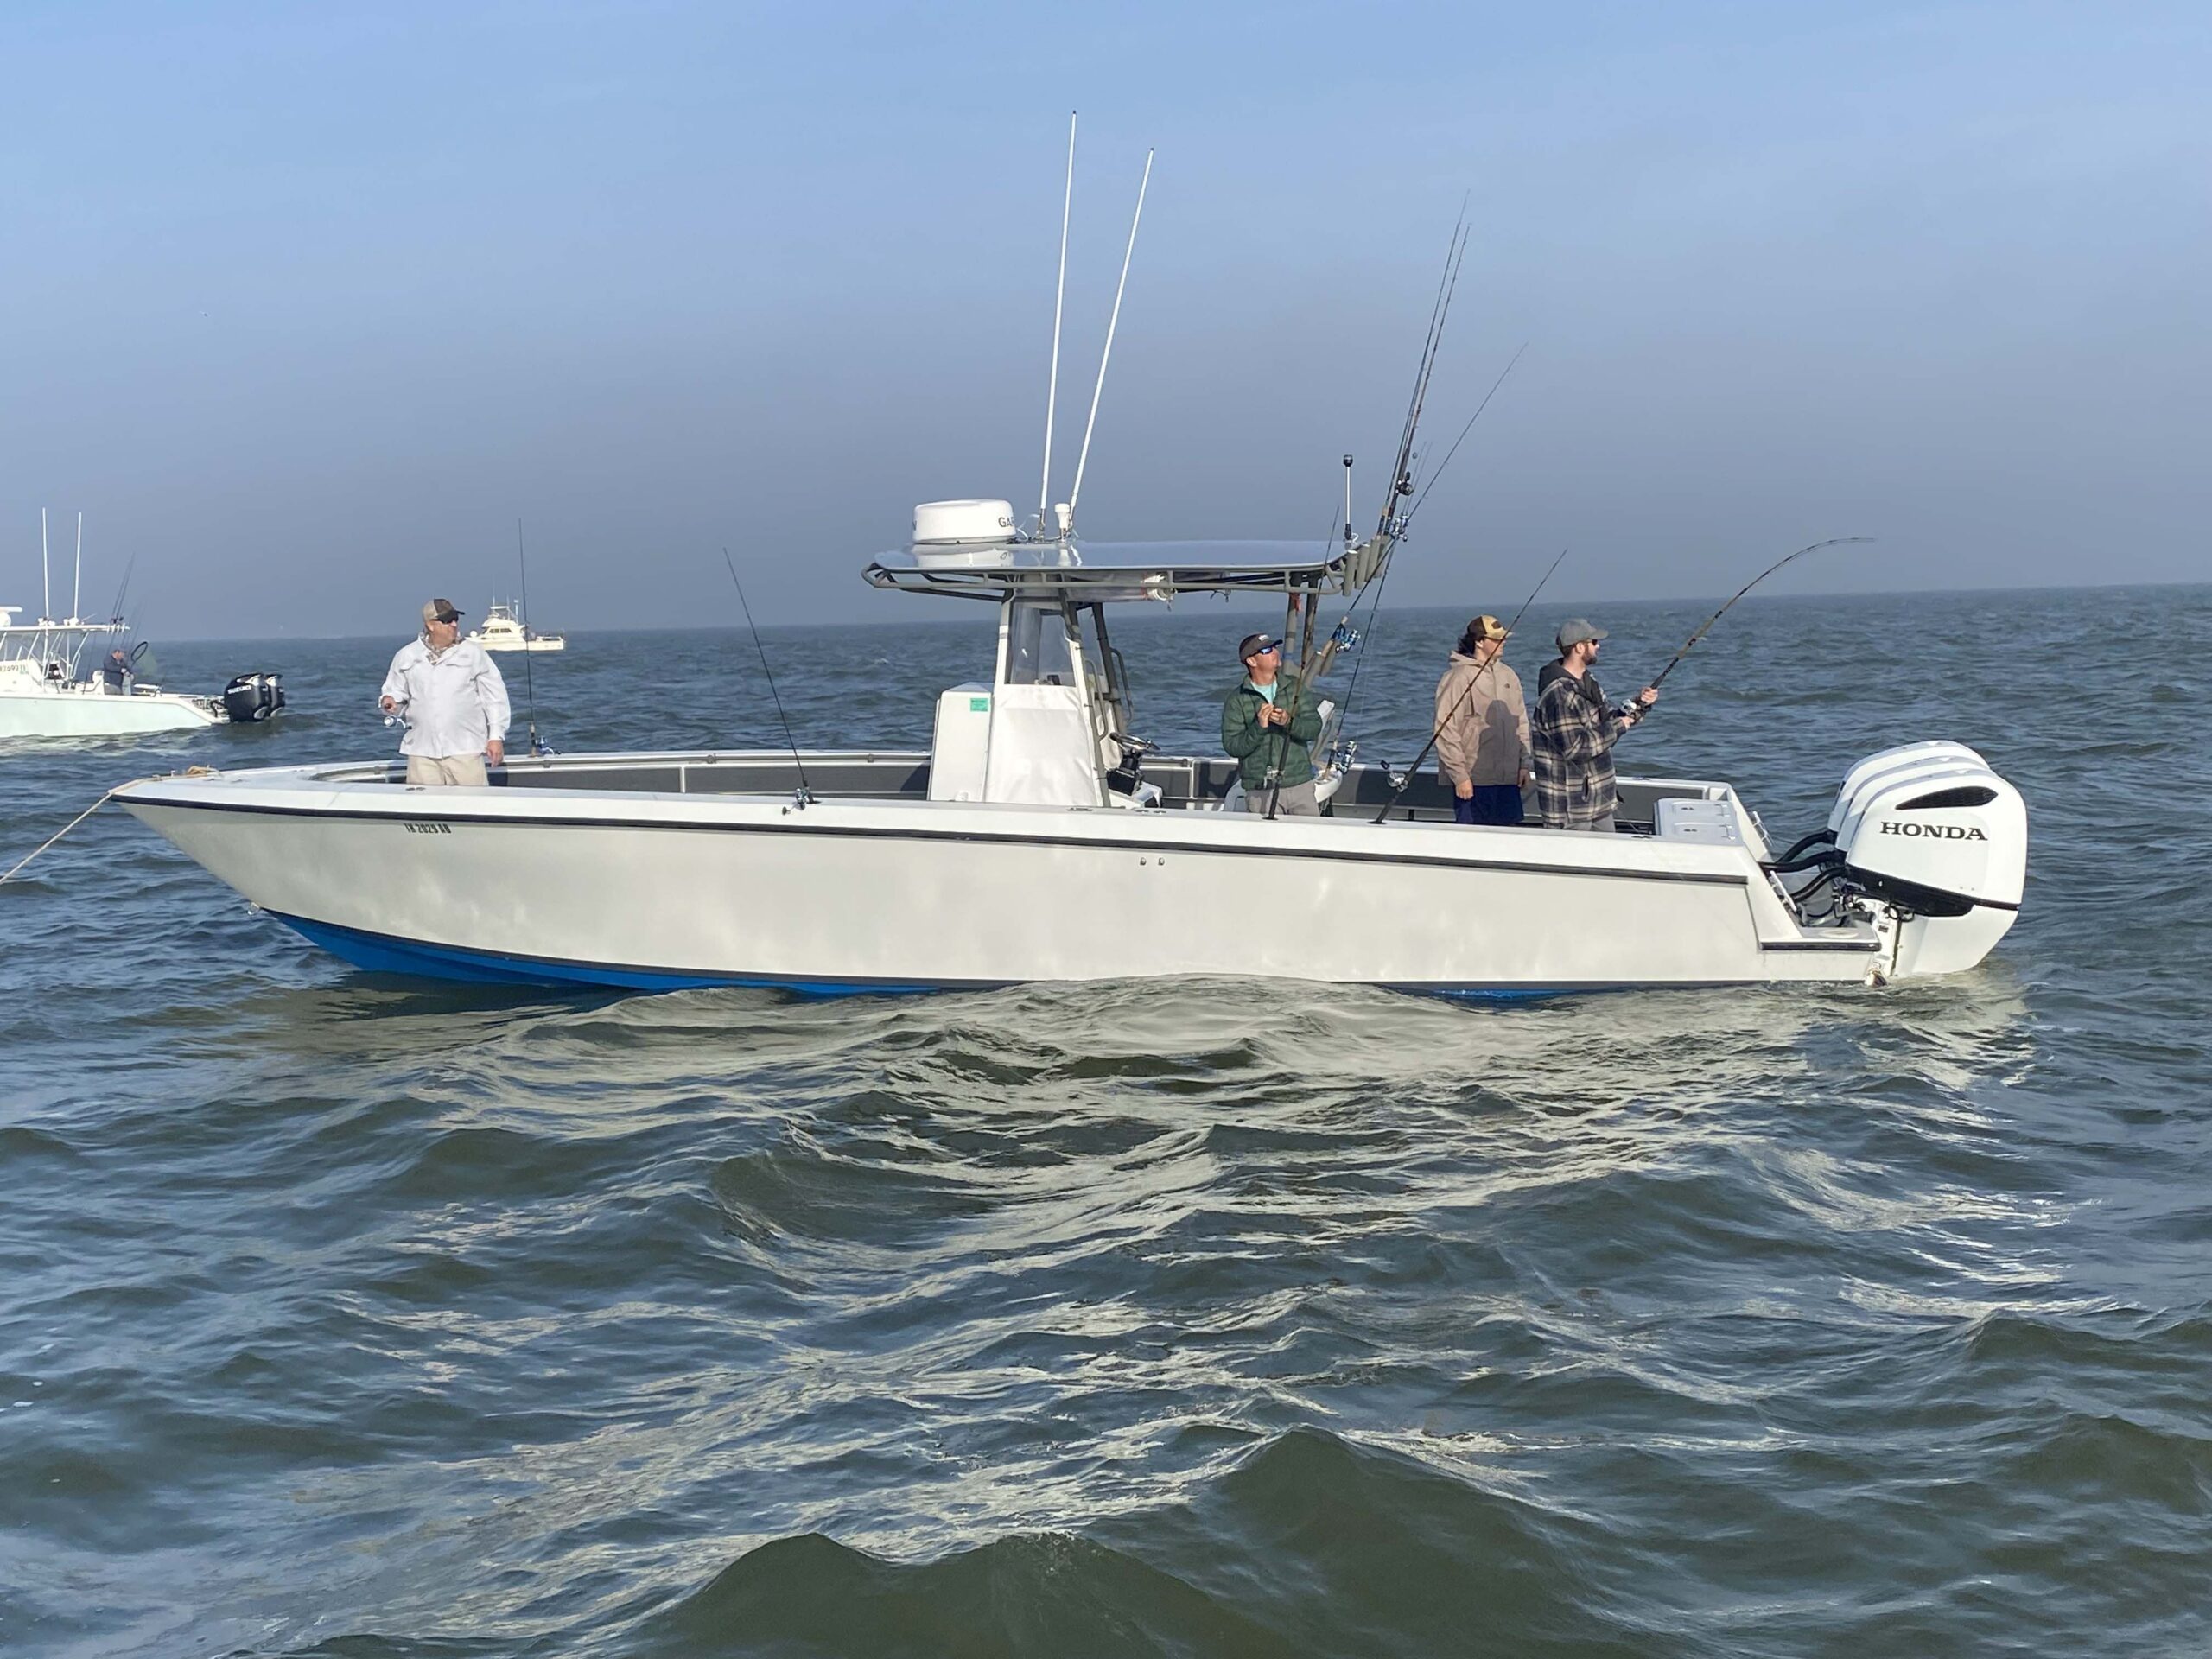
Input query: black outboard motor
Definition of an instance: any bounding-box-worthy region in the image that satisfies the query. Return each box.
[222,671,286,723]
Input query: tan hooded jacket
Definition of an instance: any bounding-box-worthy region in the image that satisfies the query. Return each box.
[1433,651,1531,791]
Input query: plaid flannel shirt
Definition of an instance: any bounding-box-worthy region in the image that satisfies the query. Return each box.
[1530,669,1638,828]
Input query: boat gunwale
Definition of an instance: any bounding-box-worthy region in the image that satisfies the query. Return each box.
[115,778,1770,894]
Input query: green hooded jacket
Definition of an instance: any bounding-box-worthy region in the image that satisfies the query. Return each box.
[1220,673,1324,793]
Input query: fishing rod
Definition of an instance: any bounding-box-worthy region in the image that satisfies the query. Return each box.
[514,519,549,757]
[1643,537,1872,697]
[1379,209,1470,534]
[1313,217,1470,713]
[1404,340,1528,524]
[104,552,136,626]
[721,549,813,806]
[1309,338,1522,694]
[1324,337,1525,737]
[1248,213,1470,816]
[1370,543,1569,823]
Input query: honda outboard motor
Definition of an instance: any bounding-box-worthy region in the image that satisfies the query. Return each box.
[1827,742,2026,977]
[222,671,286,723]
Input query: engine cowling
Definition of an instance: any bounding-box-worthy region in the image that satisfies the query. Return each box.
[1827,747,2026,977]
[221,671,286,723]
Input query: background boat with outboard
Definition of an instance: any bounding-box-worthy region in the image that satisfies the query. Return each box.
[1,512,285,741]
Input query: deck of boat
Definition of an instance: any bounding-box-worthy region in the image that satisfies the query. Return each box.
[293,749,1720,833]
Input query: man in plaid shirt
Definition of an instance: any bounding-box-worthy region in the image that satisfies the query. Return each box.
[1530,618,1658,833]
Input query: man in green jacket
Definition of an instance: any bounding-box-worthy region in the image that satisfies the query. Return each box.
[1220,632,1325,816]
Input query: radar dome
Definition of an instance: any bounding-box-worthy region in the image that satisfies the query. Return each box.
[912,499,1017,547]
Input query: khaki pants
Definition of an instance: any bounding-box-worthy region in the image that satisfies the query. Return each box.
[406,753,489,787]
[1243,779,1321,817]
[1558,813,1616,835]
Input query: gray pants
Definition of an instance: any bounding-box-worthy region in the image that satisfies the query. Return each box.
[1555,812,1616,835]
[406,753,489,787]
[1244,779,1321,817]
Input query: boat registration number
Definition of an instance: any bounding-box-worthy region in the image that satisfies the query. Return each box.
[404,822,453,836]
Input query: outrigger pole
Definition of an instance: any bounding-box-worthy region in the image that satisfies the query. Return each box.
[1038,111,1075,535]
[1066,146,1154,536]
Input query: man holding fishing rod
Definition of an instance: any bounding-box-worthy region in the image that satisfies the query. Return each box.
[1221,632,1325,817]
[378,599,511,786]
[1433,613,1532,826]
[1531,619,1656,834]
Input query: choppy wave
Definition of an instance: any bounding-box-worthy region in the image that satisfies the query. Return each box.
[3,589,2210,1657]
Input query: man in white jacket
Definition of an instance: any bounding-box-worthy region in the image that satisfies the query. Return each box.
[378,598,511,785]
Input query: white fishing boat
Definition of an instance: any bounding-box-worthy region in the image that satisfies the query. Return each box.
[0,513,284,741]
[112,140,2024,996]
[111,509,2025,995]
[470,601,566,652]
[0,610,220,737]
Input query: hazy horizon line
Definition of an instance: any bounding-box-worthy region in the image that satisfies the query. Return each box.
[144,575,2206,645]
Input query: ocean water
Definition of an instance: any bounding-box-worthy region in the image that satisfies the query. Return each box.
[2,584,2207,1656]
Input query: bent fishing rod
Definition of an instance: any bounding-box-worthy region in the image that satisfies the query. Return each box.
[1370,543,1569,823]
[721,549,814,805]
[1642,537,1871,697]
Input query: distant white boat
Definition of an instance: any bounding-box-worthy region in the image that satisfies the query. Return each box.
[470,601,565,652]
[0,608,224,737]
[0,513,287,741]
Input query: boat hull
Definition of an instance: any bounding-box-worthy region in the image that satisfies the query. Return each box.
[116,765,1887,995]
[0,687,219,738]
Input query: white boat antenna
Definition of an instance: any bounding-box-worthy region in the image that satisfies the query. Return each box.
[41,508,51,622]
[1065,146,1154,536]
[1038,111,1075,532]
[72,512,83,622]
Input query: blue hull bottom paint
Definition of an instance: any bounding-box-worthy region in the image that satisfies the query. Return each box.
[275,914,980,997]
[272,913,1641,1001]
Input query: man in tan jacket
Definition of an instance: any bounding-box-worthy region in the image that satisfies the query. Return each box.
[1433,614,1532,826]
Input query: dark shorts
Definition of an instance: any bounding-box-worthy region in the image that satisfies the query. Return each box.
[1453,785,1524,827]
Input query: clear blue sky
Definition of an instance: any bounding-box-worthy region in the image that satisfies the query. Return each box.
[3,1,2205,637]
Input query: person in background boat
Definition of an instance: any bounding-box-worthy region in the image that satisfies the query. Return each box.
[1530,618,1657,834]
[378,598,511,786]
[1433,613,1531,827]
[93,647,131,690]
[1221,632,1324,816]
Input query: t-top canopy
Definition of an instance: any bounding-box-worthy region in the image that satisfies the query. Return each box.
[864,538,1370,601]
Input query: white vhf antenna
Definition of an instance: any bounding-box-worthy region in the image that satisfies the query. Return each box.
[1065,146,1154,537]
[1038,111,1075,537]
[72,512,82,622]
[41,508,51,622]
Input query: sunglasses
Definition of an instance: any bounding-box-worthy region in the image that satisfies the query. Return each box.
[1252,643,1281,656]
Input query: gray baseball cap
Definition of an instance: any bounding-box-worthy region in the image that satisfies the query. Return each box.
[423,597,464,626]
[1555,617,1607,650]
